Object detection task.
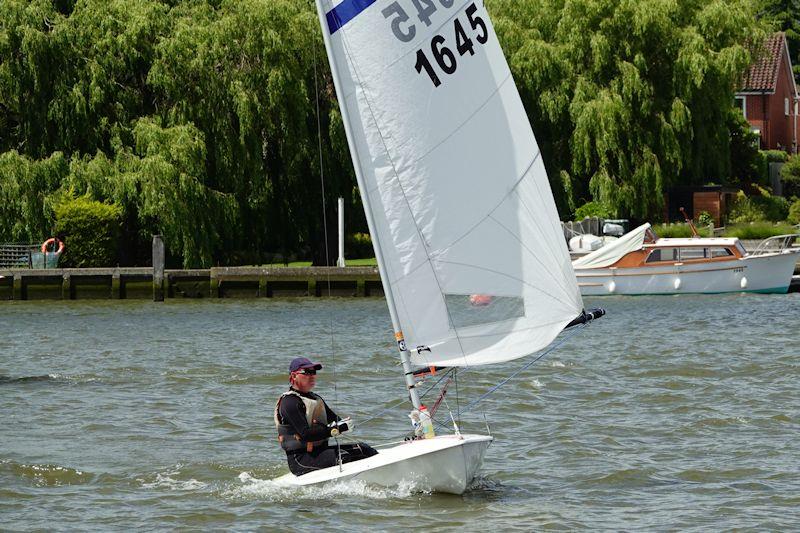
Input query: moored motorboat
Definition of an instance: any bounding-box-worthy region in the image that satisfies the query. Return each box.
[573,223,800,295]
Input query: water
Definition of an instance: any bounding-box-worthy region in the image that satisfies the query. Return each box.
[1,295,798,530]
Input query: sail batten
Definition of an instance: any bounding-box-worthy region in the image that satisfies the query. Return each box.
[317,0,583,367]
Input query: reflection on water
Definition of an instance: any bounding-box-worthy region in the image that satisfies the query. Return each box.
[1,295,799,530]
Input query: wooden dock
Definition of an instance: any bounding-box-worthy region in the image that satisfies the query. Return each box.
[0,266,383,300]
[2,264,798,300]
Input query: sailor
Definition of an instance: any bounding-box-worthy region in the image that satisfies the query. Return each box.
[274,357,378,476]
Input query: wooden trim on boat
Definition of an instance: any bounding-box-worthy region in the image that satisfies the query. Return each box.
[575,264,748,278]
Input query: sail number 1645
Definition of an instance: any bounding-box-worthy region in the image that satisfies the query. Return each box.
[381,1,489,89]
[414,3,488,88]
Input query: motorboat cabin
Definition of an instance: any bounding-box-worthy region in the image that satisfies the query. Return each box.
[573,224,800,295]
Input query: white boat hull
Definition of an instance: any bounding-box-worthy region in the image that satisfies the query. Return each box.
[576,251,799,296]
[274,434,492,495]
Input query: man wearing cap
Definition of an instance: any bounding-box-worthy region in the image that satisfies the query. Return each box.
[274,357,378,475]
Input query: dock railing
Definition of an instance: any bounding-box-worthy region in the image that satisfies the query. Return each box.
[748,234,800,256]
[0,244,39,269]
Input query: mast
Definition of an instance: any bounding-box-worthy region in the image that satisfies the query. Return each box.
[314,1,422,411]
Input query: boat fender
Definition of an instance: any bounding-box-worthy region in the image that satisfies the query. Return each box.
[674,278,681,290]
[741,277,748,289]
[41,237,64,256]
[607,281,616,293]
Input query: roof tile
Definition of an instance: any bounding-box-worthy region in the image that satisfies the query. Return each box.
[740,32,785,92]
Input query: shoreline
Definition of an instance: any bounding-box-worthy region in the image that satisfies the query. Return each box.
[0,266,382,300]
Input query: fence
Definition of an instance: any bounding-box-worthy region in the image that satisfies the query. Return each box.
[0,244,59,269]
[0,244,37,268]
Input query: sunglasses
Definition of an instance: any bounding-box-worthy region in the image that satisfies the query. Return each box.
[295,369,316,376]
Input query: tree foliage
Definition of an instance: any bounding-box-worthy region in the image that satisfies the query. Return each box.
[760,0,800,79]
[0,0,358,267]
[0,150,67,242]
[54,195,122,267]
[488,0,767,218]
[0,0,778,265]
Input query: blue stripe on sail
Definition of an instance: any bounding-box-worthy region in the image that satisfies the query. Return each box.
[326,0,377,34]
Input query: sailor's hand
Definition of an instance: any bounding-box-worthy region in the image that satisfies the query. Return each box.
[328,418,352,437]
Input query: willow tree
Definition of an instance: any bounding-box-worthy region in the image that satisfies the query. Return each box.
[0,150,67,242]
[488,0,767,218]
[761,0,800,78]
[63,119,237,267]
[0,0,168,158]
[147,0,354,263]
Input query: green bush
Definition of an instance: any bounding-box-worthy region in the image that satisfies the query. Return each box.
[345,232,374,259]
[763,150,789,163]
[723,222,797,240]
[727,188,789,224]
[697,211,714,226]
[750,185,789,222]
[780,154,800,198]
[728,193,764,223]
[788,199,800,225]
[54,197,122,267]
[574,201,614,220]
[652,223,711,238]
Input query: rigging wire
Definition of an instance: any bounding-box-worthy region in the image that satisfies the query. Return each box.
[361,322,586,441]
[460,324,586,414]
[313,38,338,405]
[357,368,455,428]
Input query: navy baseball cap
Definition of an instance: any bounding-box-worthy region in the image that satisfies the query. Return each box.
[289,357,322,373]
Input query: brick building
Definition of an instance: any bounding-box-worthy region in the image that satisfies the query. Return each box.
[735,32,799,153]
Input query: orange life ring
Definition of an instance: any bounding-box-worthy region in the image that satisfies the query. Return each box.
[42,237,64,255]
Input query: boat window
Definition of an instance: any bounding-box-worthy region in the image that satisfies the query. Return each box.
[444,294,525,329]
[709,247,733,258]
[645,248,678,263]
[678,247,706,260]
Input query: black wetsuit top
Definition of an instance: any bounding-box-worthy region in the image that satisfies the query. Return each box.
[277,388,340,453]
[277,388,379,476]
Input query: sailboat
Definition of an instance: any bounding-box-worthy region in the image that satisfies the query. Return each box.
[275,0,602,494]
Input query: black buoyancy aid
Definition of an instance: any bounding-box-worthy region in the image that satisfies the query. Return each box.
[274,390,329,453]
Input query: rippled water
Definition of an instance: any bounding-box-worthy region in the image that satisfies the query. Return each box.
[2,295,799,530]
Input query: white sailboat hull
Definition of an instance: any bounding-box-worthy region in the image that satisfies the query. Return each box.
[576,251,799,295]
[274,434,492,495]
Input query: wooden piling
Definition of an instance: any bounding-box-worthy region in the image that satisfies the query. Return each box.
[111,271,121,299]
[308,278,317,297]
[13,273,23,300]
[61,273,71,300]
[153,235,165,302]
[210,274,220,298]
[258,276,267,297]
[356,278,366,297]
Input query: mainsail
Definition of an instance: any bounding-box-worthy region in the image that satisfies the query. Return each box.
[317,0,583,367]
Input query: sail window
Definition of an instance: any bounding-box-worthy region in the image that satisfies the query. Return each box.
[444,294,525,329]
